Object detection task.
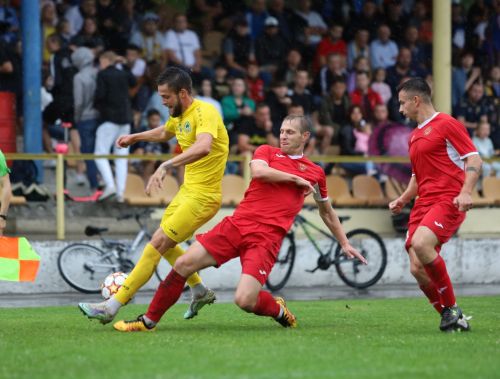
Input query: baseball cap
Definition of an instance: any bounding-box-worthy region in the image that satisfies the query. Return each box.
[264,16,279,27]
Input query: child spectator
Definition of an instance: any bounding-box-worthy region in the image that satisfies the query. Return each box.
[371,67,392,104]
[245,62,265,103]
[472,120,500,179]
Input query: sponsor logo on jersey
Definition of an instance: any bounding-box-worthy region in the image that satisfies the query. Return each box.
[275,153,285,158]
[434,221,444,229]
[259,269,267,276]
[168,227,178,236]
[424,126,432,135]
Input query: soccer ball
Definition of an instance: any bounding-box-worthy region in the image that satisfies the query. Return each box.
[101,272,128,300]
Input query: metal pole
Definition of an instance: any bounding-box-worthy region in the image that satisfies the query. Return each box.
[56,154,65,239]
[432,0,452,114]
[21,0,43,181]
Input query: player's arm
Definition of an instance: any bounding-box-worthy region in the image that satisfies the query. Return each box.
[317,200,367,264]
[0,174,12,235]
[453,153,482,211]
[145,133,213,195]
[389,175,418,215]
[250,160,315,194]
[117,126,174,148]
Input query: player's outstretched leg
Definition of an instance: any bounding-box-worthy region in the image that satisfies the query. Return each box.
[78,300,118,324]
[113,315,156,332]
[161,244,216,319]
[184,288,217,319]
[440,306,471,332]
[274,297,298,328]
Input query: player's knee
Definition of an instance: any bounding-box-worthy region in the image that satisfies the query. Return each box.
[410,236,427,256]
[173,255,192,276]
[234,291,257,313]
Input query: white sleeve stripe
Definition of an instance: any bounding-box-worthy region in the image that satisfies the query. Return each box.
[316,197,329,202]
[460,151,479,160]
[249,159,269,166]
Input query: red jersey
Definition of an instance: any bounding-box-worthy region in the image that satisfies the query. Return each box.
[408,112,478,203]
[233,145,328,232]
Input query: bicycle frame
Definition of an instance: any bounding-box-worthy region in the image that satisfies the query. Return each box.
[293,214,338,258]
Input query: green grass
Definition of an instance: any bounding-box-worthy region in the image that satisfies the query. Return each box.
[1,296,499,379]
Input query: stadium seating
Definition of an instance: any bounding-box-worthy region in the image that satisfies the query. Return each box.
[160,174,180,205]
[384,177,407,200]
[481,177,500,205]
[221,174,246,206]
[471,186,495,207]
[352,175,389,206]
[325,175,366,207]
[123,173,163,206]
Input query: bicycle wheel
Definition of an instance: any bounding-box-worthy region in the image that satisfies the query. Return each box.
[266,233,296,292]
[334,229,387,289]
[58,243,117,294]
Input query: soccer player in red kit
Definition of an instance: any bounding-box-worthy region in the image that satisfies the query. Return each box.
[389,78,482,332]
[113,114,367,331]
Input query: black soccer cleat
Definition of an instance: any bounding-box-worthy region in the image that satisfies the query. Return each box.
[440,305,462,331]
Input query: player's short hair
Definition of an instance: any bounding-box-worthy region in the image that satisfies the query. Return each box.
[283,115,312,134]
[397,77,432,103]
[156,66,193,94]
[99,50,117,63]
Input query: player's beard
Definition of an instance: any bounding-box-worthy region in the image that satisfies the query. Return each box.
[171,95,183,117]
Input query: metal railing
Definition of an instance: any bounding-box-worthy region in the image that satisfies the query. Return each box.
[7,152,497,239]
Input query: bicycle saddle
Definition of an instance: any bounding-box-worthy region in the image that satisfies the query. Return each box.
[84,226,109,236]
[338,216,351,223]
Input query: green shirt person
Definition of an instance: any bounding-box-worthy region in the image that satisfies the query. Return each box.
[0,150,12,235]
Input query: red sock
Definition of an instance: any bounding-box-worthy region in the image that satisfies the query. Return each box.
[252,291,281,318]
[423,255,456,308]
[145,269,186,323]
[419,282,443,314]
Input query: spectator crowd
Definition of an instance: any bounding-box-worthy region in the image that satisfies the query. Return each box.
[0,0,498,200]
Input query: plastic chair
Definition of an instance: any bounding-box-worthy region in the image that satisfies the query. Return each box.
[352,175,389,206]
[161,174,180,205]
[325,175,366,207]
[482,177,500,205]
[221,174,246,206]
[124,173,163,206]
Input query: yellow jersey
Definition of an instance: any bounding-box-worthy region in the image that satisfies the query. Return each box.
[165,99,229,193]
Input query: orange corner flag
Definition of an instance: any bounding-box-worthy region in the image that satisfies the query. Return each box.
[0,236,41,282]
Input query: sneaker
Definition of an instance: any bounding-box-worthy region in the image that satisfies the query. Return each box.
[78,302,115,324]
[97,187,116,202]
[75,173,87,186]
[113,315,155,332]
[183,288,216,319]
[440,305,462,331]
[275,297,297,328]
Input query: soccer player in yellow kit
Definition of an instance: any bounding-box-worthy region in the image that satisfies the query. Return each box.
[79,67,229,324]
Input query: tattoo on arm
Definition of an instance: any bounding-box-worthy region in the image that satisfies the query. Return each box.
[466,166,480,174]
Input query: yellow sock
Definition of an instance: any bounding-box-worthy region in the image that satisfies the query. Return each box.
[114,243,161,304]
[163,245,202,288]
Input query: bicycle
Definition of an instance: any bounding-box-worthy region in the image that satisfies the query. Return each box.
[265,214,387,291]
[58,209,187,294]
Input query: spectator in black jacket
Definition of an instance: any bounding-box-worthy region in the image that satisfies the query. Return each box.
[94,50,136,202]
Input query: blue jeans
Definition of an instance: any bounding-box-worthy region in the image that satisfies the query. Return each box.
[76,119,99,190]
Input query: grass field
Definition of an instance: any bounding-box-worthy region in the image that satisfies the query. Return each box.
[1,296,499,379]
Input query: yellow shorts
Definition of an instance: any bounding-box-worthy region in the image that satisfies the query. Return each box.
[160,185,221,243]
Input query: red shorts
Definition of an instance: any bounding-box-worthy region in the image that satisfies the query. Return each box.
[196,216,286,285]
[405,200,466,252]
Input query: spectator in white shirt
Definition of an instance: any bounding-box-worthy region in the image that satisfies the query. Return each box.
[370,24,399,70]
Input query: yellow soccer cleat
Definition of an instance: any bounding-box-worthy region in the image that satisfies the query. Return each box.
[113,315,156,332]
[275,297,298,328]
